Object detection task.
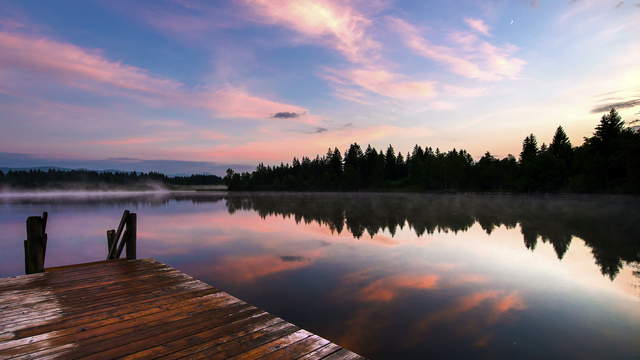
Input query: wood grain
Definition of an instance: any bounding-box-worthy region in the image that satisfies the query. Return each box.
[0,259,365,359]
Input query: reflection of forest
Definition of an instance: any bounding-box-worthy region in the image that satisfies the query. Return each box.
[4,192,637,281]
[224,193,640,281]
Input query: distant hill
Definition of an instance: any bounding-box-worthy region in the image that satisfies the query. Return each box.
[0,153,254,176]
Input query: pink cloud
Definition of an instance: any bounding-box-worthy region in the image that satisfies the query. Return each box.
[358,274,440,302]
[199,87,316,122]
[415,290,527,338]
[464,17,491,36]
[0,31,184,98]
[323,66,437,100]
[209,254,312,282]
[389,17,526,82]
[0,30,316,122]
[239,1,448,104]
[240,0,379,64]
[488,291,527,322]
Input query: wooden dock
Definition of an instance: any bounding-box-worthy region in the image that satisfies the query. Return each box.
[0,258,365,360]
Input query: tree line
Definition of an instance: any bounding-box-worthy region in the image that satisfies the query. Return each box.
[0,169,223,190]
[225,108,640,193]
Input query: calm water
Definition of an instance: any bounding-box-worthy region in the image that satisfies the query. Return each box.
[1,192,639,359]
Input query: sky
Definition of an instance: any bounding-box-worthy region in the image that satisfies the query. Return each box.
[0,0,639,173]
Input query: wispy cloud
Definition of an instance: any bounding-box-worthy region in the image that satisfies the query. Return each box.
[201,87,315,122]
[239,0,379,64]
[464,17,491,36]
[0,31,184,100]
[323,66,438,100]
[236,0,446,104]
[389,17,526,82]
[591,98,640,113]
[0,30,316,122]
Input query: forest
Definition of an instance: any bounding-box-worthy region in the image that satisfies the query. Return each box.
[224,109,640,193]
[0,169,223,190]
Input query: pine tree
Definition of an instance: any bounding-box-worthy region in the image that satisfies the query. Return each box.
[519,134,539,163]
[549,126,572,159]
[384,145,397,180]
[594,108,624,142]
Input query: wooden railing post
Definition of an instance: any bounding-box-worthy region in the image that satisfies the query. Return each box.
[107,210,129,260]
[126,213,137,260]
[24,212,48,274]
[106,210,137,260]
[106,229,116,255]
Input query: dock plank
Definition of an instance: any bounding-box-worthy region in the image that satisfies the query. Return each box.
[0,259,365,359]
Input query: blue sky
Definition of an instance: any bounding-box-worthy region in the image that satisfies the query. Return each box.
[0,0,638,172]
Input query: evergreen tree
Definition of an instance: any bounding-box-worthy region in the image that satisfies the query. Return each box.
[384,145,397,180]
[329,148,343,177]
[549,126,572,159]
[594,108,624,144]
[519,134,539,163]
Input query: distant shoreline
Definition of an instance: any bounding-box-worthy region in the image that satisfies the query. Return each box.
[0,185,227,197]
[2,188,638,199]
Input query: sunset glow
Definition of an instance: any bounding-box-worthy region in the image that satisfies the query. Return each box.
[1,0,638,171]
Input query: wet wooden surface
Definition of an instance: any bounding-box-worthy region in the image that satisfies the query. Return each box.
[0,259,365,359]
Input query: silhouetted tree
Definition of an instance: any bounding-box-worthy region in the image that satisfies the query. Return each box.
[221,108,639,194]
[549,126,572,159]
[384,145,397,181]
[520,134,539,164]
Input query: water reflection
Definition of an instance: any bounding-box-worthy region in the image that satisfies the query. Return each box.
[1,192,639,359]
[225,193,640,281]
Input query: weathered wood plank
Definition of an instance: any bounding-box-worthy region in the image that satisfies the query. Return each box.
[0,259,162,290]
[255,335,331,360]
[0,291,230,350]
[0,299,251,355]
[322,349,367,360]
[0,259,366,360]
[0,267,187,307]
[187,322,301,360]
[0,289,220,340]
[227,329,314,360]
[120,314,282,360]
[0,276,204,320]
[1,289,221,341]
[298,343,343,359]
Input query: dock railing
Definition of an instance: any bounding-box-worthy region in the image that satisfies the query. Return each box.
[23,212,48,274]
[106,210,137,261]
[22,209,137,274]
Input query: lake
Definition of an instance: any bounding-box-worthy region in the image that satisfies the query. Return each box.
[1,192,639,359]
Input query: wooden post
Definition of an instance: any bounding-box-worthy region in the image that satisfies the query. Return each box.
[107,210,129,260]
[41,212,48,263]
[107,210,137,260]
[25,216,45,274]
[107,230,116,254]
[23,240,29,275]
[126,213,137,260]
[116,229,128,259]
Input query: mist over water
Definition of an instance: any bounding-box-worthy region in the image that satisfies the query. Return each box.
[0,189,171,199]
[1,192,638,359]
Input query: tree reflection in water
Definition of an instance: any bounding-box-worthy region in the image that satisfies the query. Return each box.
[224,193,640,282]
